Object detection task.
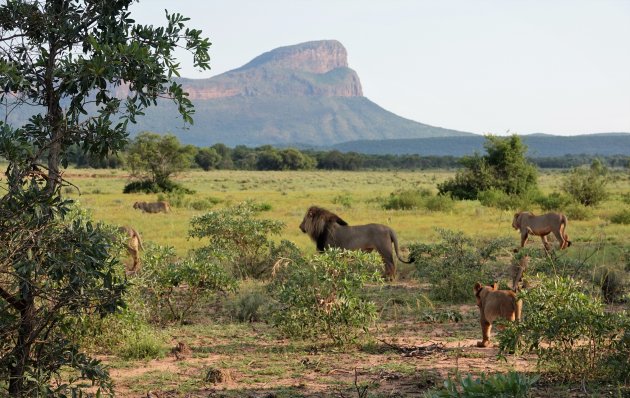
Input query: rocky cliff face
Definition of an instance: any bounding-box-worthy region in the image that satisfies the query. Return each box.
[174,40,363,100]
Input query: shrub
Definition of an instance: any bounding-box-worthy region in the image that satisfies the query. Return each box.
[498,275,630,384]
[563,202,592,220]
[270,249,383,345]
[424,195,455,212]
[132,244,236,324]
[333,193,354,208]
[478,188,537,210]
[424,371,538,398]
[383,189,430,210]
[76,309,166,360]
[189,201,286,278]
[438,135,538,200]
[534,192,574,212]
[610,209,630,225]
[123,179,194,194]
[224,280,275,322]
[408,229,512,303]
[594,266,628,303]
[562,159,609,207]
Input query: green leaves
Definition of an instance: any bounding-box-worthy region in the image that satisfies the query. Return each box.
[498,275,630,383]
[270,249,383,345]
[189,201,285,278]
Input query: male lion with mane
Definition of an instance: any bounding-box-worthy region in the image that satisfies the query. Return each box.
[474,282,522,347]
[299,206,411,279]
[512,211,571,250]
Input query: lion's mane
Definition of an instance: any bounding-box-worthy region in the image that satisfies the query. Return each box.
[301,206,348,251]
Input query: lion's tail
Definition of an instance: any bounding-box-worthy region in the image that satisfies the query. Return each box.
[390,229,412,264]
[136,229,145,251]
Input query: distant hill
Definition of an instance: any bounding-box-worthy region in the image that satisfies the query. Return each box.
[120,40,473,146]
[330,133,630,157]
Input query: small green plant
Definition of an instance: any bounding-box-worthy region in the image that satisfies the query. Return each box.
[225,280,275,322]
[333,193,354,208]
[420,310,463,323]
[270,249,383,345]
[424,371,538,398]
[409,229,511,303]
[594,266,628,303]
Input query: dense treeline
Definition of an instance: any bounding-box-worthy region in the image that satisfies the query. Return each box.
[65,136,630,171]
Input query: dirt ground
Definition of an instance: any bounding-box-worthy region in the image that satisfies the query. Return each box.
[104,294,542,398]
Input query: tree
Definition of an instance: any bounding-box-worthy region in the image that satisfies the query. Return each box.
[438,135,538,200]
[126,132,192,188]
[562,159,609,206]
[0,1,210,395]
[195,147,221,171]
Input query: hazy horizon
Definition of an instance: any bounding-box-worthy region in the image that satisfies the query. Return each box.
[130,0,630,137]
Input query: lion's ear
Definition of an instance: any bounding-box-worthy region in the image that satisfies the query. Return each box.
[491,282,499,290]
[336,216,348,226]
[473,282,482,293]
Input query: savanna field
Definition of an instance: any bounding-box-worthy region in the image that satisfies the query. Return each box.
[32,167,627,397]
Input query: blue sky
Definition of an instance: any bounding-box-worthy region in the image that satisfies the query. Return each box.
[131,0,630,136]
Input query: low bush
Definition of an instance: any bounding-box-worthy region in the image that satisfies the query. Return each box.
[383,189,431,210]
[270,249,383,345]
[534,192,574,212]
[424,195,455,212]
[225,280,275,322]
[478,188,536,211]
[333,193,354,208]
[132,244,237,324]
[594,266,628,303]
[563,202,593,220]
[610,209,630,225]
[189,201,286,278]
[424,371,538,398]
[123,179,194,194]
[409,229,512,303]
[498,275,630,384]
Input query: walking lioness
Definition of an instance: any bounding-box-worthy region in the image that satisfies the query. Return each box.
[512,211,571,250]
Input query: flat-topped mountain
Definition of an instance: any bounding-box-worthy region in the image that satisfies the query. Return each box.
[122,40,472,146]
[173,40,363,100]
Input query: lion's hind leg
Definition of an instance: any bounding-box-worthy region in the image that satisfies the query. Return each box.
[477,318,492,347]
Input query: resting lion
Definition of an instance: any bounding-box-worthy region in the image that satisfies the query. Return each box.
[474,282,522,347]
[299,206,411,279]
[118,226,144,273]
[133,200,171,213]
[512,211,571,250]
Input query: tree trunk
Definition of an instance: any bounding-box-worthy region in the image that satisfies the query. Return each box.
[8,294,35,397]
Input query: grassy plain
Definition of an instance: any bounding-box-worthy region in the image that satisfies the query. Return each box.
[67,168,630,257]
[8,167,630,396]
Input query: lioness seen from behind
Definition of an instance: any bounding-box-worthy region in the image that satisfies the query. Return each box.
[474,282,522,348]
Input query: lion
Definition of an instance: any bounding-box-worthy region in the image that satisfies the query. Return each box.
[512,211,571,250]
[133,201,171,213]
[118,226,144,273]
[299,206,411,279]
[510,252,529,292]
[474,282,522,347]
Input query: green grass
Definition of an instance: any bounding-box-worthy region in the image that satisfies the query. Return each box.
[58,168,630,259]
